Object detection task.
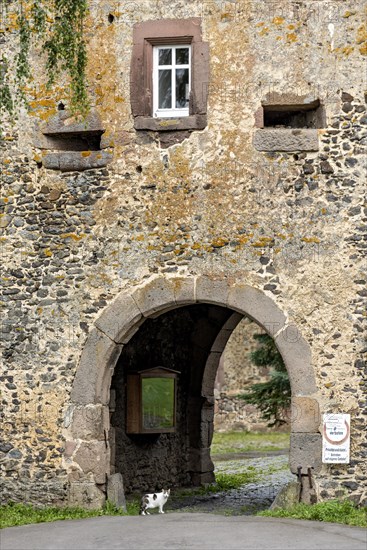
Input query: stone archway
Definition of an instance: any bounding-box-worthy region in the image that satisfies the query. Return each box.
[65,275,321,508]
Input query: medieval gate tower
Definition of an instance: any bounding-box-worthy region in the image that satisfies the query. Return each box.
[1,1,366,508]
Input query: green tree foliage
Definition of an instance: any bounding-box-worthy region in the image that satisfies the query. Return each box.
[0,0,89,125]
[239,333,291,427]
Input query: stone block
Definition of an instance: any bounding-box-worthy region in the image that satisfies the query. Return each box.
[107,473,126,511]
[170,276,196,306]
[68,480,106,509]
[202,352,221,397]
[289,433,322,474]
[41,111,104,135]
[134,114,207,131]
[191,472,215,486]
[131,276,176,317]
[270,481,301,510]
[195,276,229,306]
[187,447,214,473]
[42,151,113,172]
[70,328,122,405]
[228,284,286,335]
[210,328,233,353]
[253,129,319,152]
[74,441,110,484]
[64,440,77,458]
[95,293,143,344]
[275,325,316,395]
[291,397,321,433]
[71,405,109,441]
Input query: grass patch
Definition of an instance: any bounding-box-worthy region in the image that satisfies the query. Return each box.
[258,499,367,528]
[214,471,259,491]
[172,470,259,500]
[0,500,139,529]
[211,431,290,455]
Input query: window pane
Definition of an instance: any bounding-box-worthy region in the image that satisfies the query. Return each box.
[158,48,172,65]
[142,377,175,430]
[176,68,189,108]
[159,69,172,109]
[176,48,189,65]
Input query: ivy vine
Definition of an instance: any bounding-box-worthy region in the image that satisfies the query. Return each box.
[0,0,89,129]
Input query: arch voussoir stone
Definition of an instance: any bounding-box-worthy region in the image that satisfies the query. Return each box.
[275,324,316,395]
[131,276,177,317]
[227,284,287,335]
[70,328,122,406]
[195,275,230,305]
[95,293,143,344]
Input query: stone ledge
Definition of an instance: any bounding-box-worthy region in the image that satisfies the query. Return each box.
[253,129,319,152]
[134,114,207,131]
[41,111,104,135]
[42,151,113,172]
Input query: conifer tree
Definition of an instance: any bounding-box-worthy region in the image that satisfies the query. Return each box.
[240,333,291,427]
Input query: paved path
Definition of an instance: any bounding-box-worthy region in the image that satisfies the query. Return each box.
[2,513,366,550]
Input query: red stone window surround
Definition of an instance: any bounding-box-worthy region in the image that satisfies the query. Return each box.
[130,18,209,132]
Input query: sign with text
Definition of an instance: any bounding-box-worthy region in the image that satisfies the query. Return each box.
[322,413,350,464]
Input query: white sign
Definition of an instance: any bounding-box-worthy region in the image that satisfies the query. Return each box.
[322,413,350,464]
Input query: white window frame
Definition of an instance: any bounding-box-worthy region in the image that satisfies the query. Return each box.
[153,45,191,118]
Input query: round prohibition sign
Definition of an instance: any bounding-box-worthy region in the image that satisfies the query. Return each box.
[323,419,350,445]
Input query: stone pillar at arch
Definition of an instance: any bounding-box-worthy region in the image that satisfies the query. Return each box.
[66,275,322,508]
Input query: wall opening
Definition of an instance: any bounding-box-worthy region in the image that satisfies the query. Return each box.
[41,130,104,151]
[68,276,320,510]
[263,100,324,128]
[211,316,292,514]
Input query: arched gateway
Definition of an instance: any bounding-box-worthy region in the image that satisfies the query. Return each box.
[66,275,322,508]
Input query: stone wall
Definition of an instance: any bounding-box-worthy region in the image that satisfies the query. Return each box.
[1,1,366,507]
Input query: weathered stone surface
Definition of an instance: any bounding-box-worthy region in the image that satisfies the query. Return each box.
[41,110,104,135]
[228,284,286,335]
[134,114,207,131]
[170,276,196,306]
[202,352,222,397]
[291,397,321,433]
[289,433,323,474]
[131,276,176,317]
[107,473,126,511]
[95,293,143,344]
[70,328,122,405]
[270,481,301,510]
[42,151,112,171]
[275,325,317,396]
[68,481,106,509]
[187,447,214,473]
[253,129,319,151]
[196,276,229,306]
[73,441,110,484]
[70,405,109,441]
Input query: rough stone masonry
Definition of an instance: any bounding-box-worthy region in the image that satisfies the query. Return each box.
[0,1,366,508]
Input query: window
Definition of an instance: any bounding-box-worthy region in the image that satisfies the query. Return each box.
[130,18,209,132]
[153,45,191,117]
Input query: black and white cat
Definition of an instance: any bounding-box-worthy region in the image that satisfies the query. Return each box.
[139,488,170,515]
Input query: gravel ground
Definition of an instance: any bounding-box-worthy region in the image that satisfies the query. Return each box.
[167,452,294,515]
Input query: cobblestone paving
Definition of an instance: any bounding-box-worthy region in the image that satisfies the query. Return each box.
[168,453,294,515]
